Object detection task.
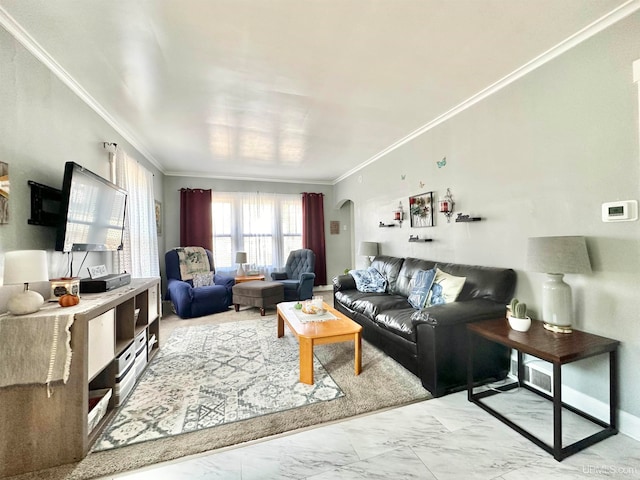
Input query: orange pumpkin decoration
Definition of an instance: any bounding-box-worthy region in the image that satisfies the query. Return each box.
[59,294,80,307]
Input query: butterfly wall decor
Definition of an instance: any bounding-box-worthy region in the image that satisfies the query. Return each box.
[437,157,447,168]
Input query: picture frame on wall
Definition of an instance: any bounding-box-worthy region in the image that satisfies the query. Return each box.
[409,191,434,227]
[155,200,162,236]
[0,161,8,224]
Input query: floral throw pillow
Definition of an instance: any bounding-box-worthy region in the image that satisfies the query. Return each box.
[192,272,214,288]
[407,268,437,309]
[426,268,466,306]
[349,267,387,293]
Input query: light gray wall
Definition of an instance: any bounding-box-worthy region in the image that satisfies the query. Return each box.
[162,175,350,286]
[0,26,164,310]
[335,13,640,422]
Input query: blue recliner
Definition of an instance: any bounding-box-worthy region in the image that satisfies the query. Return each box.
[165,248,235,318]
[271,249,316,301]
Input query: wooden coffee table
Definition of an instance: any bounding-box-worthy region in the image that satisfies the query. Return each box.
[277,301,362,385]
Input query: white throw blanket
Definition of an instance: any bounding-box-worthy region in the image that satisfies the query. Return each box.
[0,311,74,394]
[176,246,211,280]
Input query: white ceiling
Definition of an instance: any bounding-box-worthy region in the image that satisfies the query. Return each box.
[0,0,634,184]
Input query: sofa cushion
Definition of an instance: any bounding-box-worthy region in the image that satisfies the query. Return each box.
[435,262,516,303]
[351,294,410,319]
[349,267,387,293]
[334,290,388,310]
[375,308,418,342]
[370,256,404,294]
[426,268,466,306]
[407,268,437,309]
[394,257,438,297]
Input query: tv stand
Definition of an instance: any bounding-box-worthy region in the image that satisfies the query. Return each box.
[0,278,160,478]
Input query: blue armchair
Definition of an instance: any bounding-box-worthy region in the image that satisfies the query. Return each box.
[271,249,316,301]
[165,248,235,318]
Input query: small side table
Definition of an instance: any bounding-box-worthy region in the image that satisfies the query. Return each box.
[467,317,619,461]
[234,274,265,284]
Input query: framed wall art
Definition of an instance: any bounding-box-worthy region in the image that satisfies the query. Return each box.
[155,200,162,236]
[0,161,8,224]
[409,191,434,227]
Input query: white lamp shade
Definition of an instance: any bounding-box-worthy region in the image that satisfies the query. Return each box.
[526,236,592,274]
[358,242,379,257]
[235,251,247,264]
[3,250,49,285]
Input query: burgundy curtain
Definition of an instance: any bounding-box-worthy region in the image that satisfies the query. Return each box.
[179,188,213,251]
[302,192,327,286]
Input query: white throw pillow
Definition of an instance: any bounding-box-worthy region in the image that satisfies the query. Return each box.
[426,268,466,306]
[192,272,214,288]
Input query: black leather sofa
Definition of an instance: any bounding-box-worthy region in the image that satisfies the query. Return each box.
[333,255,516,397]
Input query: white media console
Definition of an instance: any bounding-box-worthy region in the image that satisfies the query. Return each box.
[0,277,161,478]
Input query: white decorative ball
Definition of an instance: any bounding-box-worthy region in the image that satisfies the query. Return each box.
[8,290,45,315]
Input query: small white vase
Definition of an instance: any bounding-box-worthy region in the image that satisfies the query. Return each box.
[508,315,531,332]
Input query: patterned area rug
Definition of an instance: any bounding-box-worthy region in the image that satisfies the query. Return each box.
[93,319,343,451]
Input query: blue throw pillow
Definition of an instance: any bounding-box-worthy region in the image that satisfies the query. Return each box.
[349,267,387,293]
[407,269,437,309]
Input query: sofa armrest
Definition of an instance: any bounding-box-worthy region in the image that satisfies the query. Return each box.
[333,274,356,292]
[297,272,316,300]
[415,299,507,329]
[214,274,235,290]
[271,272,288,280]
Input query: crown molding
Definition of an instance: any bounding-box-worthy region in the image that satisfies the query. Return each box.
[0,6,164,173]
[334,0,640,185]
[164,170,334,186]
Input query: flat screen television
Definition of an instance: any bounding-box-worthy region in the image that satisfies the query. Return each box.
[55,161,128,252]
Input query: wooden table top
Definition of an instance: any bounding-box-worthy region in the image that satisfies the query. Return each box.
[468,317,619,364]
[277,301,362,339]
[234,274,265,283]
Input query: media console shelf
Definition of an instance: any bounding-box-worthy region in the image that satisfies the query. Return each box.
[0,278,161,478]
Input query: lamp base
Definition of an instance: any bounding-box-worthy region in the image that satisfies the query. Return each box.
[543,322,573,334]
[236,265,246,277]
[7,290,45,316]
[542,273,573,332]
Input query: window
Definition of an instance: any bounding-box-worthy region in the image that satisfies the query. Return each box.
[212,192,302,274]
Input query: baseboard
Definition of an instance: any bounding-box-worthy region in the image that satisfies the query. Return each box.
[561,385,640,441]
[314,285,333,291]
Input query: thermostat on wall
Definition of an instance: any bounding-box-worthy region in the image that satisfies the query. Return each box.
[602,200,638,222]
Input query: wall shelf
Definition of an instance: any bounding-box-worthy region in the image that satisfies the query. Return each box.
[455,214,482,223]
[379,222,397,228]
[408,237,433,242]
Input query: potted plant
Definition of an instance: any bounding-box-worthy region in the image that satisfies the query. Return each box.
[508,298,531,332]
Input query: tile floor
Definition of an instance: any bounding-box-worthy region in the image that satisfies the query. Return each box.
[105,387,640,480]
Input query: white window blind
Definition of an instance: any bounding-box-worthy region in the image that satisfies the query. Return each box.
[212,192,302,275]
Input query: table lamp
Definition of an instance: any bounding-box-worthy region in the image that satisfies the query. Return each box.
[235,251,247,277]
[3,250,49,315]
[359,241,378,267]
[526,236,592,333]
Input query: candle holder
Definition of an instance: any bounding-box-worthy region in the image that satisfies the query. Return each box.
[438,188,454,223]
